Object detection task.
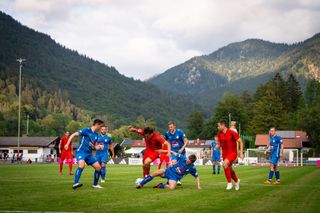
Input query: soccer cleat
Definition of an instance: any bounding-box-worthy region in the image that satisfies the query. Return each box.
[92,184,104,189]
[177,181,182,186]
[72,183,83,189]
[235,179,240,191]
[264,180,273,184]
[212,172,216,175]
[153,183,163,189]
[101,179,105,183]
[136,184,143,189]
[69,172,74,175]
[273,181,281,185]
[226,183,233,190]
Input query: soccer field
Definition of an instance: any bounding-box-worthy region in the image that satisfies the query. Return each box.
[0,164,319,213]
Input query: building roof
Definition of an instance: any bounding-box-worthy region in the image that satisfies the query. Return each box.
[255,131,309,149]
[0,137,59,148]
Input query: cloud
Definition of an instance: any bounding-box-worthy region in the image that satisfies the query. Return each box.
[1,0,320,79]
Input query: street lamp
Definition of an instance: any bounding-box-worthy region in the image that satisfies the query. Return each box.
[16,58,26,152]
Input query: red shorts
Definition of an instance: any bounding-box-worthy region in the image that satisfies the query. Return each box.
[61,151,73,160]
[223,152,237,165]
[143,150,159,162]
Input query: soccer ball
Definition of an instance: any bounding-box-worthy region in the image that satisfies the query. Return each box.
[135,178,143,185]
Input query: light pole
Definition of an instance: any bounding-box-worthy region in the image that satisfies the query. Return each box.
[26,114,29,136]
[16,58,26,151]
[228,113,231,128]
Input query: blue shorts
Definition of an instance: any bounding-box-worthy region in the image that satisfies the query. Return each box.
[170,152,185,161]
[212,154,221,162]
[76,151,97,165]
[96,152,108,164]
[270,155,280,165]
[164,169,179,182]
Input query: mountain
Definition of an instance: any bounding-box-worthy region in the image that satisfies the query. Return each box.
[148,34,320,107]
[0,11,199,129]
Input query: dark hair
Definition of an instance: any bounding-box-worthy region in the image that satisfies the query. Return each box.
[168,121,176,126]
[93,119,104,126]
[270,126,276,130]
[143,126,154,135]
[188,154,197,163]
[218,119,227,126]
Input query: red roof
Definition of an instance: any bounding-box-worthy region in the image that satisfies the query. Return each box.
[255,131,309,148]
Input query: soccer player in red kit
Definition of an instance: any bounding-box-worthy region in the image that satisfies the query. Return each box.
[158,142,170,169]
[128,126,171,177]
[217,120,244,191]
[59,131,73,175]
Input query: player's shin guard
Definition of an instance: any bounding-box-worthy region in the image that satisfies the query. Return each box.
[93,170,101,186]
[101,166,106,180]
[224,167,232,183]
[213,165,216,173]
[218,165,221,174]
[140,175,153,186]
[268,170,275,181]
[230,169,238,182]
[275,171,280,181]
[74,167,83,184]
[159,183,167,189]
[59,163,63,173]
[69,162,73,173]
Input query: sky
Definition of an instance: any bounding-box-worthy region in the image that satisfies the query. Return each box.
[1,0,320,80]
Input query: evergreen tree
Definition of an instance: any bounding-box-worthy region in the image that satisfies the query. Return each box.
[286,73,304,112]
[187,111,205,139]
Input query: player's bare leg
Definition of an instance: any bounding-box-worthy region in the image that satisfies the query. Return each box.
[143,157,152,177]
[73,160,85,189]
[92,162,103,189]
[136,169,165,188]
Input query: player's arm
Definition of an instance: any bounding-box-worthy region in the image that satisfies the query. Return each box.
[58,139,62,153]
[195,176,201,190]
[264,145,270,154]
[65,132,79,150]
[236,138,244,159]
[128,125,144,135]
[280,143,284,158]
[110,143,115,159]
[178,137,188,154]
[164,140,171,156]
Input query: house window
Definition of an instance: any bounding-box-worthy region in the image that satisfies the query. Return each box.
[28,150,38,154]
[13,150,23,153]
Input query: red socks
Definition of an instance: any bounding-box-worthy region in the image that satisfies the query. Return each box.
[59,163,63,173]
[69,162,73,173]
[231,169,238,182]
[224,167,232,183]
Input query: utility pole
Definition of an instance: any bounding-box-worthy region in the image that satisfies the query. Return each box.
[228,113,231,128]
[16,58,26,151]
[26,114,29,136]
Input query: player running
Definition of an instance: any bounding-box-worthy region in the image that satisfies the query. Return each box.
[128,125,171,178]
[158,142,170,169]
[211,136,221,175]
[96,125,115,183]
[217,119,244,191]
[136,153,201,190]
[65,119,104,189]
[164,121,188,185]
[264,127,283,184]
[58,131,73,175]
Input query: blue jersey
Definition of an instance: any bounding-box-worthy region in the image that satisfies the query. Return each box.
[76,128,99,153]
[164,129,187,153]
[270,135,283,158]
[166,154,198,180]
[211,141,220,156]
[96,134,112,154]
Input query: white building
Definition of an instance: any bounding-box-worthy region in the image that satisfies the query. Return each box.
[0,136,59,162]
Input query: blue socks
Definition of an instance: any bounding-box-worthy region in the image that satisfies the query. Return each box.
[213,166,216,173]
[218,166,221,173]
[140,175,153,186]
[93,170,101,186]
[74,167,83,184]
[275,171,280,181]
[159,183,167,189]
[268,170,274,181]
[101,167,106,180]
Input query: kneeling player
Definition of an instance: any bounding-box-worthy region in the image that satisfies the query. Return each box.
[136,153,201,190]
[264,127,283,184]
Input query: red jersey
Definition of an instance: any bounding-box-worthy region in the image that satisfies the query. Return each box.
[160,143,169,157]
[135,129,165,151]
[60,136,71,152]
[218,129,239,156]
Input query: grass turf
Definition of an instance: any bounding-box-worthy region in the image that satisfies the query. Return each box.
[0,164,319,213]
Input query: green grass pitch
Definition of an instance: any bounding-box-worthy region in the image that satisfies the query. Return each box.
[0,164,319,213]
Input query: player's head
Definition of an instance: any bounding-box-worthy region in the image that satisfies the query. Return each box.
[217,119,227,132]
[65,131,70,137]
[92,119,104,131]
[187,154,197,164]
[230,121,236,128]
[168,121,176,132]
[101,125,108,135]
[214,135,218,141]
[269,127,276,136]
[143,126,154,139]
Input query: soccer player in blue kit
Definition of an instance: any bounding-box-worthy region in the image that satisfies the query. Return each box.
[96,125,115,183]
[211,136,221,175]
[264,127,284,184]
[136,152,201,190]
[164,121,188,185]
[65,119,105,189]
